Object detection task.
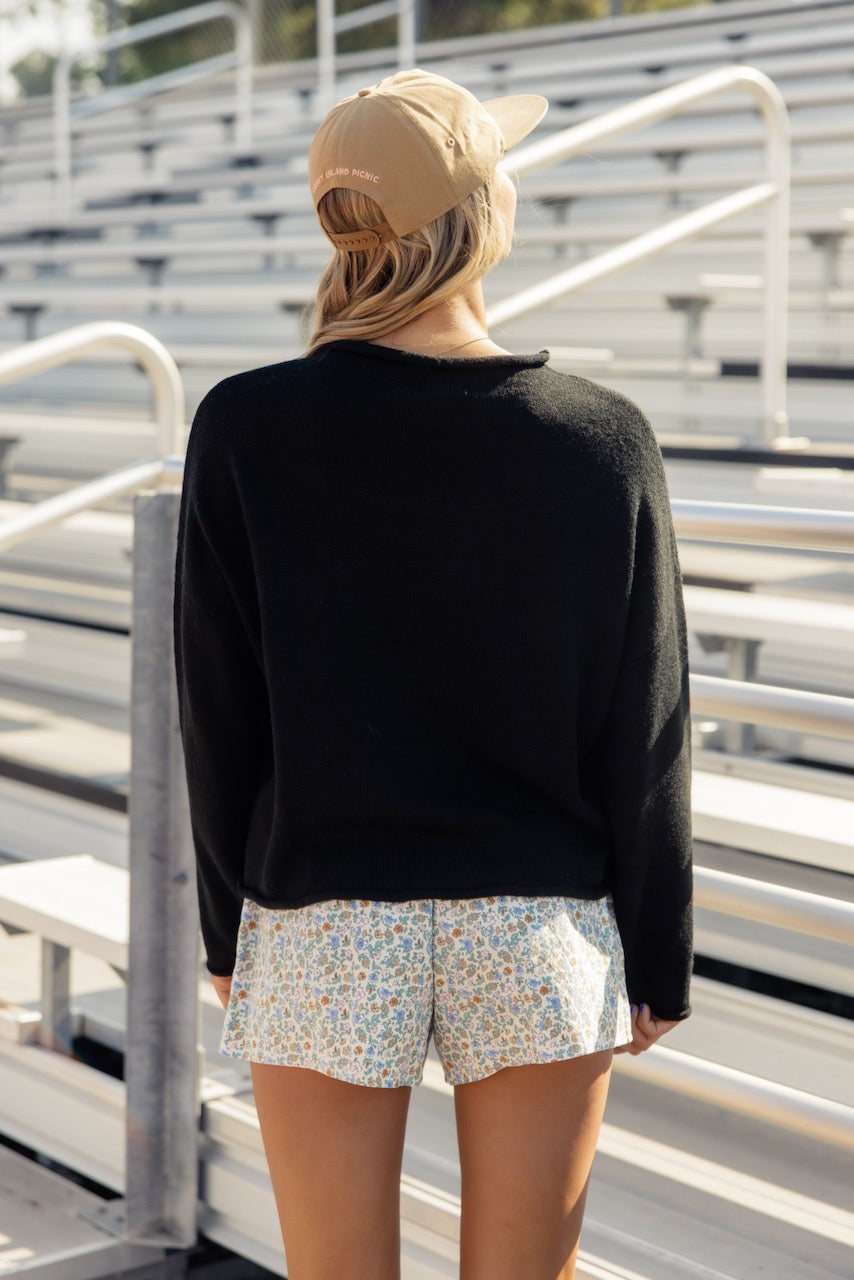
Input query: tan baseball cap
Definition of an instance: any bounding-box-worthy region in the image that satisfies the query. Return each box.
[308,68,548,251]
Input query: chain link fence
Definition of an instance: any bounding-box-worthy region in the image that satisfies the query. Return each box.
[3,0,709,101]
[251,1,705,67]
[93,1,708,76]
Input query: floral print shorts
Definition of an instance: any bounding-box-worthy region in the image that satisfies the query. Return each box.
[220,892,632,1088]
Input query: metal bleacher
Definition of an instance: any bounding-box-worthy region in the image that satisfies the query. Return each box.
[0,0,853,1276]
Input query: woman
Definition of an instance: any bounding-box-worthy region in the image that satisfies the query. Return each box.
[173,68,693,1280]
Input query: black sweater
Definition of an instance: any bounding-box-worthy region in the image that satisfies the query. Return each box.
[173,340,693,1021]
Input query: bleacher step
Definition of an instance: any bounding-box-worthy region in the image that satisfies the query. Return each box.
[0,1144,166,1278]
[0,692,128,812]
[0,629,25,658]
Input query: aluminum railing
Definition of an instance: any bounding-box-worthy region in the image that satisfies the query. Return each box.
[676,492,854,752]
[677,496,854,934]
[0,321,197,1249]
[673,496,854,552]
[694,866,854,947]
[488,65,791,446]
[53,1,253,213]
[0,321,183,555]
[628,731,854,1153]
[317,1,417,109]
[635,493,854,1152]
[691,673,854,741]
[617,1043,854,1153]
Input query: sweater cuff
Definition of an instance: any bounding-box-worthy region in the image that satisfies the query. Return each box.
[648,1003,691,1022]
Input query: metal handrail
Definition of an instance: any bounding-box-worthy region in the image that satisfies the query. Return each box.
[694,866,854,947]
[672,497,854,553]
[0,322,183,555]
[0,320,193,1245]
[69,52,241,125]
[0,459,166,556]
[489,65,791,446]
[691,674,854,742]
[53,1,253,212]
[675,499,854,743]
[317,0,416,108]
[614,1045,854,1153]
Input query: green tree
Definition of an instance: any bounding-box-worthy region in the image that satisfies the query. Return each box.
[264,1,603,62]
[9,47,94,97]
[89,0,232,84]
[422,1,603,40]
[2,0,718,100]
[26,0,710,90]
[259,0,702,64]
[6,2,104,99]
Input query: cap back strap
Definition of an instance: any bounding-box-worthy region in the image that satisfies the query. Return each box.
[325,221,396,252]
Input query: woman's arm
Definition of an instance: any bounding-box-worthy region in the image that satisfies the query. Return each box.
[590,406,694,1024]
[173,387,273,979]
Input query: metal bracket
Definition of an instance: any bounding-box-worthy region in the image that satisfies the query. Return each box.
[80,1200,192,1278]
[79,1198,128,1239]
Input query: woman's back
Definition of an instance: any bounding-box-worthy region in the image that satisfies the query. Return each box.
[175,337,692,1017]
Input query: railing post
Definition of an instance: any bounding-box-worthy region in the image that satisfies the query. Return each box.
[398,0,417,69]
[52,53,73,214]
[757,78,792,445]
[39,939,72,1053]
[317,2,414,106]
[317,0,336,110]
[125,486,201,1249]
[234,3,254,150]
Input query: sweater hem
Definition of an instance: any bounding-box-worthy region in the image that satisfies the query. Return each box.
[236,877,611,910]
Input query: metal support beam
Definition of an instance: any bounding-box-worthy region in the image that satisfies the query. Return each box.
[39,939,71,1053]
[126,489,201,1250]
[723,637,761,754]
[318,1,417,108]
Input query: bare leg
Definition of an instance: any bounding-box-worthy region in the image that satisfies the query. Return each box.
[250,1063,412,1280]
[454,1049,614,1280]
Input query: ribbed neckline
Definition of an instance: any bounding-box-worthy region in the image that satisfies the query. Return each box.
[321,339,551,369]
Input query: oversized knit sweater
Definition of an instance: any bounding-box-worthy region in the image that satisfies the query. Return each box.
[173,339,693,1021]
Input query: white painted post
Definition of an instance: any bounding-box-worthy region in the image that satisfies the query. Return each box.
[756,78,792,445]
[52,53,73,215]
[317,0,336,112]
[398,0,417,69]
[235,4,254,150]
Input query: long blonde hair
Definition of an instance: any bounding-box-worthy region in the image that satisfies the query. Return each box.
[306,172,506,353]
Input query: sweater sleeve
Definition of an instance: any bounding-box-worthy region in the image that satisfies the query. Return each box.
[591,408,694,1021]
[173,390,273,977]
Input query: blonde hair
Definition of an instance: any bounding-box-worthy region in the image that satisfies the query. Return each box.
[306,172,507,353]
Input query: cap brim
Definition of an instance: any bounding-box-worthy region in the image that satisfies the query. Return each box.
[481,94,548,152]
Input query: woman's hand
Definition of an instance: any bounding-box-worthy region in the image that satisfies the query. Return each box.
[614,1003,680,1055]
[210,973,233,1009]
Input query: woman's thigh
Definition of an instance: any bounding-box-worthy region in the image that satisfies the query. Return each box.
[251,1063,412,1280]
[453,1049,614,1280]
